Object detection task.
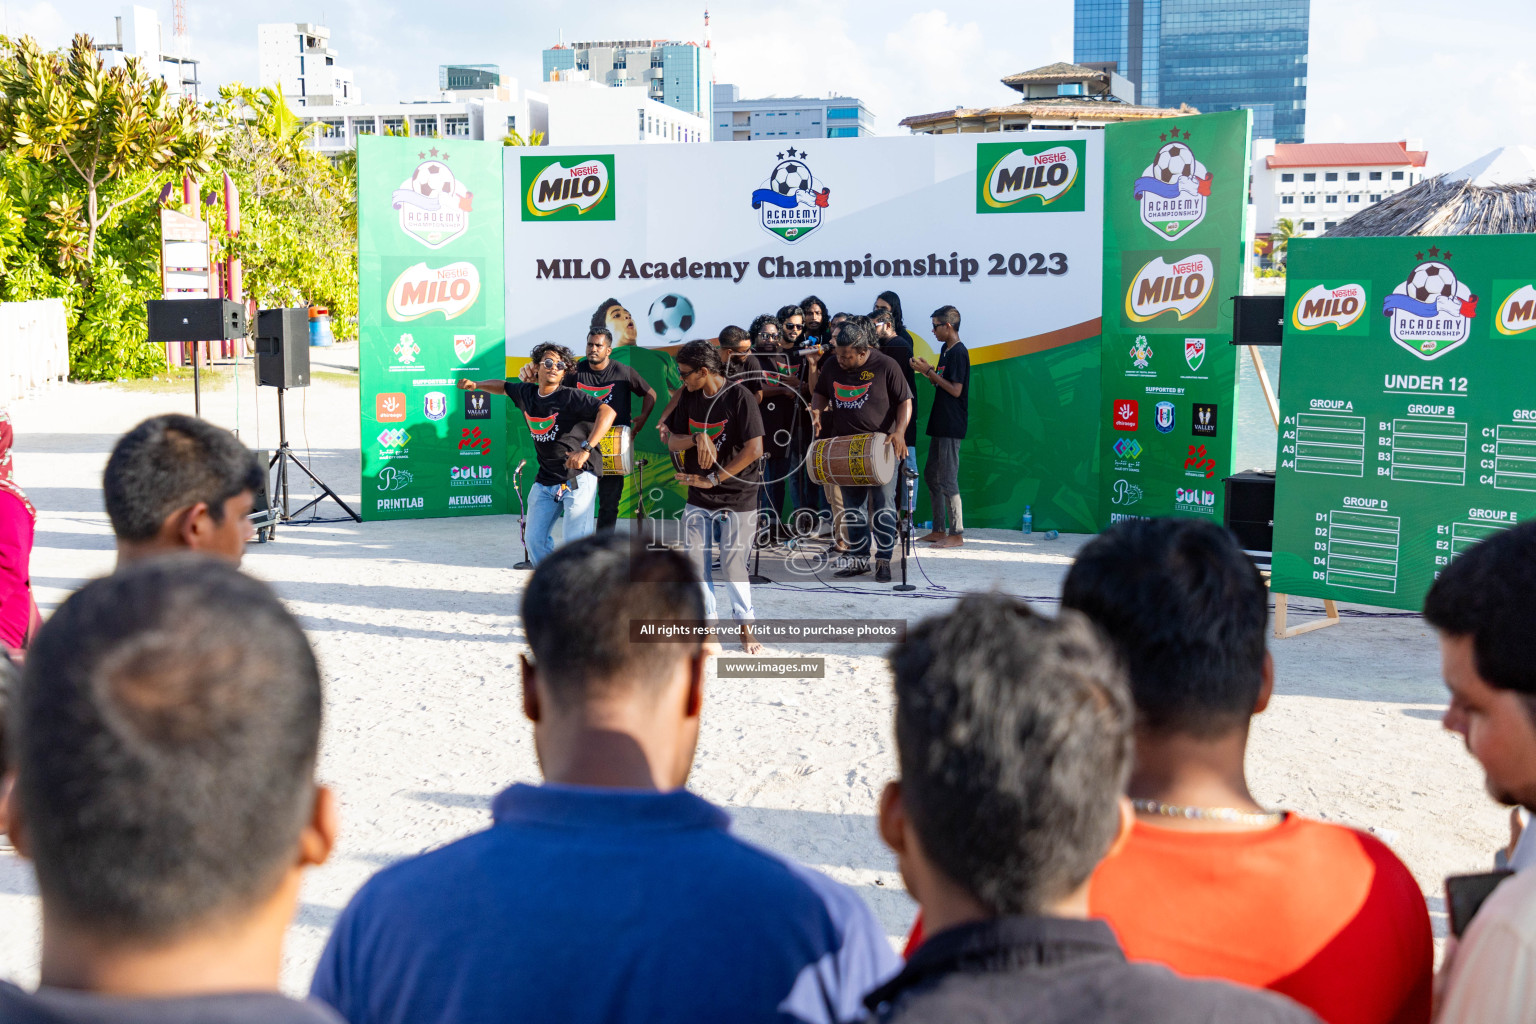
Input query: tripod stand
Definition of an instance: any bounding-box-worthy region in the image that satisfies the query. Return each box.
[893,461,916,591]
[267,386,361,532]
[512,459,533,570]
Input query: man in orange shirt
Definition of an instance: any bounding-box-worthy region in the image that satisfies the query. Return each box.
[1064,517,1431,1024]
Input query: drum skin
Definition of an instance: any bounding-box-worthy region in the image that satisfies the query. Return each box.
[807,432,895,487]
[599,425,634,476]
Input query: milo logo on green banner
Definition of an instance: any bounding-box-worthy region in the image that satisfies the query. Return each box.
[521,155,616,221]
[976,140,1086,213]
[1291,282,1369,335]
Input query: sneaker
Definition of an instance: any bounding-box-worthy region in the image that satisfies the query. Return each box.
[875,560,892,583]
[834,557,870,578]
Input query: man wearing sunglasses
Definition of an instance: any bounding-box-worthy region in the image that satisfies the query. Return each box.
[459,343,615,564]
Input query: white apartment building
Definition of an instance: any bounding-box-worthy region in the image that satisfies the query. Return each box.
[257,23,356,107]
[94,5,201,101]
[1253,139,1429,238]
[712,84,874,142]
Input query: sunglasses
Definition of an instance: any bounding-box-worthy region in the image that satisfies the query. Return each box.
[783,322,803,332]
[538,358,568,370]
[681,365,705,379]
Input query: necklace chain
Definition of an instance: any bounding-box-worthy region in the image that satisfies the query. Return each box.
[1131,798,1284,826]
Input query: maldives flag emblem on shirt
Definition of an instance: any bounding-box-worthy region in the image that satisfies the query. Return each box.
[833,381,872,406]
[525,412,558,440]
[688,418,726,440]
[577,382,614,402]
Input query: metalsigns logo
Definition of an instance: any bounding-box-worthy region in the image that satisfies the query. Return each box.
[423,391,448,421]
[377,466,414,492]
[751,146,829,244]
[1184,337,1206,372]
[1132,127,1211,240]
[1174,486,1217,515]
[453,334,477,363]
[1155,401,1176,433]
[392,149,472,248]
[1125,254,1215,323]
[387,262,481,322]
[976,140,1086,214]
[1383,247,1477,360]
[522,155,615,220]
[1495,283,1536,336]
[450,465,493,487]
[1293,283,1368,331]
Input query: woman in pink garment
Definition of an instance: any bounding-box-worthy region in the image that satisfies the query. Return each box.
[0,409,38,656]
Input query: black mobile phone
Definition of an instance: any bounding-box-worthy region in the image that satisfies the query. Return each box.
[1446,870,1513,937]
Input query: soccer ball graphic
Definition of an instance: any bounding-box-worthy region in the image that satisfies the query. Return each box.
[1153,143,1196,183]
[1407,262,1457,304]
[771,160,812,197]
[411,161,457,200]
[647,293,695,342]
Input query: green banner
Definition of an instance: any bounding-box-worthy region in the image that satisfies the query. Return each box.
[1272,235,1536,610]
[1097,110,1251,526]
[358,138,507,521]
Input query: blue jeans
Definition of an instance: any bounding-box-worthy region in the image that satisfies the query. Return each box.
[526,473,597,564]
[683,504,755,622]
[842,474,899,562]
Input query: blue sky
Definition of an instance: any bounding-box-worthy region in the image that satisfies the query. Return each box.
[19,0,1536,171]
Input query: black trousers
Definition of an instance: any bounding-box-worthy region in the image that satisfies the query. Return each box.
[596,474,625,531]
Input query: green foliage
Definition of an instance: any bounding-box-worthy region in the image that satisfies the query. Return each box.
[502,129,545,146]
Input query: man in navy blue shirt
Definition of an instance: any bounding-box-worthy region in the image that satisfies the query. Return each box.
[311,533,899,1024]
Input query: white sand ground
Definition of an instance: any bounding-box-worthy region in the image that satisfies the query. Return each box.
[0,353,1506,995]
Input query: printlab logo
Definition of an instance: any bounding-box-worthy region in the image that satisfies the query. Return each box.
[1129,335,1154,371]
[1175,486,1217,515]
[459,426,492,454]
[1497,283,1536,336]
[392,149,473,248]
[1192,403,1218,437]
[1113,399,1139,432]
[375,392,407,422]
[521,154,616,221]
[751,146,830,244]
[453,334,477,363]
[377,466,414,492]
[1125,254,1216,324]
[1155,401,1176,434]
[976,140,1086,214]
[1184,444,1216,479]
[1292,283,1368,332]
[1111,478,1144,506]
[1383,247,1478,360]
[377,428,410,460]
[423,391,448,422]
[463,390,492,420]
[387,262,481,322]
[450,465,493,488]
[1184,337,1206,372]
[1132,127,1212,240]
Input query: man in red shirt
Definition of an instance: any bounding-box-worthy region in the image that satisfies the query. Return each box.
[1064,518,1431,1024]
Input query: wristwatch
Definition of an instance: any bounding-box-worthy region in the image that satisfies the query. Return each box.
[579,440,592,452]
[708,471,720,486]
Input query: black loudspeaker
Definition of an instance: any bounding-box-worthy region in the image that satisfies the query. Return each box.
[250,448,276,540]
[1232,295,1285,347]
[147,299,246,342]
[255,308,310,389]
[1224,471,1275,552]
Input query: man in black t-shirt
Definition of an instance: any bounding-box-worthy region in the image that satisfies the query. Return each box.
[811,316,912,582]
[571,327,656,531]
[665,340,765,653]
[871,308,918,481]
[459,343,615,565]
[912,305,970,548]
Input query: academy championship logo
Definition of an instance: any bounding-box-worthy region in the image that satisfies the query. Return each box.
[1293,283,1367,331]
[688,418,726,440]
[1383,248,1478,360]
[1132,127,1212,240]
[976,140,1086,214]
[832,381,872,408]
[1496,284,1536,336]
[392,150,472,248]
[751,146,830,243]
[387,262,481,322]
[576,382,615,402]
[525,412,559,441]
[521,155,616,221]
[1125,254,1215,323]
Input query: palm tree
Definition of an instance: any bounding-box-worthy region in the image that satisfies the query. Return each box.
[1271,217,1299,265]
[502,129,546,147]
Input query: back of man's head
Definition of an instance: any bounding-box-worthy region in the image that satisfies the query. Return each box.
[1425,520,1536,698]
[10,556,322,940]
[890,594,1132,915]
[522,533,704,708]
[104,414,262,555]
[1062,517,1267,738]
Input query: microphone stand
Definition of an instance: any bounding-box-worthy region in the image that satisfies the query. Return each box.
[894,461,916,592]
[749,455,772,584]
[511,459,533,570]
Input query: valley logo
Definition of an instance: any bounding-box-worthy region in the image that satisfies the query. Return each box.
[387,262,481,322]
[521,155,616,221]
[751,147,830,243]
[976,140,1086,214]
[1293,282,1367,331]
[1382,247,1478,360]
[392,149,473,248]
[1495,283,1536,336]
[1124,253,1215,323]
[1132,127,1212,240]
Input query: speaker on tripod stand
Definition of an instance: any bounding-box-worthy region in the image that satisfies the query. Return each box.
[255,308,360,532]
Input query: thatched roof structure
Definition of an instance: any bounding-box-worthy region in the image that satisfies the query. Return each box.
[1325,147,1536,237]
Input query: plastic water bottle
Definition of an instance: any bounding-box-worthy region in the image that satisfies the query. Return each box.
[921,520,932,531]
[1043,529,1059,540]
[1021,506,1033,535]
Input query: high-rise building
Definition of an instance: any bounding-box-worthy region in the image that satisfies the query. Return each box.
[94,4,201,101]
[257,23,356,107]
[541,39,713,125]
[1074,0,1308,143]
[440,64,501,91]
[712,85,873,142]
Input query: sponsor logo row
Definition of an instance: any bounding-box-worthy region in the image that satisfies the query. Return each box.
[1111,399,1218,437]
[1109,478,1218,515]
[376,389,492,423]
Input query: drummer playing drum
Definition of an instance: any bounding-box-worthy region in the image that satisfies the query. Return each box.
[570,327,656,530]
[809,315,912,583]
